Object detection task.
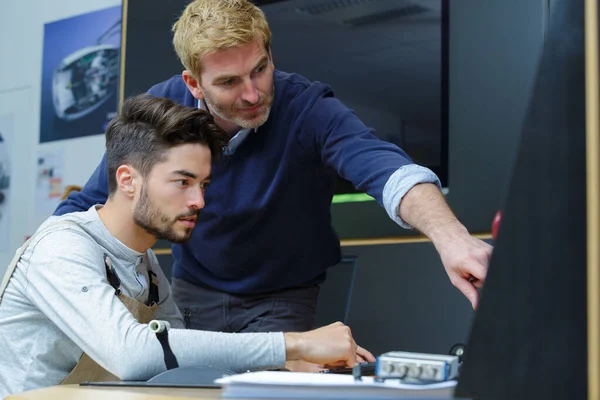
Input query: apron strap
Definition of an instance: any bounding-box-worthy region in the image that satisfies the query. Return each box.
[103,254,122,296]
[102,252,160,305]
[0,220,80,307]
[155,329,179,370]
[147,269,159,306]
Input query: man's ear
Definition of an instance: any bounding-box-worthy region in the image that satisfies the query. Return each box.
[116,164,137,198]
[182,70,204,100]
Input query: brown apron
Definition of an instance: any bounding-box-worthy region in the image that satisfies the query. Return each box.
[0,221,160,385]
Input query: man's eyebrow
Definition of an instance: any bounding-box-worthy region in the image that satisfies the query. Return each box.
[253,56,270,69]
[171,170,197,179]
[171,170,212,181]
[213,56,270,83]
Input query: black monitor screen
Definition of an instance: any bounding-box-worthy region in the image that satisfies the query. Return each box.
[258,0,449,200]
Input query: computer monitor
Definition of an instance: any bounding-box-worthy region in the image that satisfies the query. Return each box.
[257,0,450,241]
[454,0,589,398]
[258,0,449,202]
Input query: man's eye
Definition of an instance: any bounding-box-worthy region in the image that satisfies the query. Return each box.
[200,182,210,190]
[176,180,189,187]
[255,65,265,74]
[222,79,236,86]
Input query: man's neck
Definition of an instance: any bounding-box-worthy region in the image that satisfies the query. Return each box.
[96,199,156,253]
[213,114,242,137]
[199,99,240,137]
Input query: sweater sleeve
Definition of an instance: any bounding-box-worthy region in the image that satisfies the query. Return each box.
[54,154,109,216]
[299,88,441,222]
[24,229,286,380]
[300,92,415,205]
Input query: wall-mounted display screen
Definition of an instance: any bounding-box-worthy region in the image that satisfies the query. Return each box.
[257,0,449,203]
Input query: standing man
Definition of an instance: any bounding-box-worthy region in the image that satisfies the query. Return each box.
[56,0,492,333]
[0,95,372,398]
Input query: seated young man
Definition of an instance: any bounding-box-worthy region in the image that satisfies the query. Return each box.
[0,95,373,398]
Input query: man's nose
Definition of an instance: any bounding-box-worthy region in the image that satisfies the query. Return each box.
[188,187,206,210]
[240,80,259,104]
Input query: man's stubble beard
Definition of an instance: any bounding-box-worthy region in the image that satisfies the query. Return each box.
[203,84,274,130]
[133,185,193,244]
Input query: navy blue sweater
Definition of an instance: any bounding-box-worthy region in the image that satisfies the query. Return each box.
[56,70,414,294]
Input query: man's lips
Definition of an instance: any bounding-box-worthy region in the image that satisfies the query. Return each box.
[178,219,196,228]
[178,215,197,228]
[240,104,263,112]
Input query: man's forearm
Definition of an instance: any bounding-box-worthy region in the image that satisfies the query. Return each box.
[397,183,492,309]
[398,183,469,244]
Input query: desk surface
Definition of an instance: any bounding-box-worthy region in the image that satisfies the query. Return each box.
[6,384,462,400]
[8,383,468,400]
[6,385,222,400]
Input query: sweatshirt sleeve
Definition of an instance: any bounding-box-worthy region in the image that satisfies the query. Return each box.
[54,154,109,216]
[24,229,286,381]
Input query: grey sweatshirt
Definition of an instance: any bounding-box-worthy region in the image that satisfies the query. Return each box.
[0,206,285,398]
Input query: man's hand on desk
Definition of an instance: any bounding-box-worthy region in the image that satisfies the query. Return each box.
[285,349,374,373]
[283,322,375,369]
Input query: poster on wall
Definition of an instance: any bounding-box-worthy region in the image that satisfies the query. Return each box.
[39,5,122,143]
[35,150,65,217]
[0,115,12,252]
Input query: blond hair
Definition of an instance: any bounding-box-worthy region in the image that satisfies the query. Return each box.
[172,0,272,79]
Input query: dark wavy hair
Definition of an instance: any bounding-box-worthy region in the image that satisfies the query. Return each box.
[105,94,227,195]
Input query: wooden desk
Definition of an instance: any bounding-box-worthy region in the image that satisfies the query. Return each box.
[6,385,222,400]
[7,383,460,400]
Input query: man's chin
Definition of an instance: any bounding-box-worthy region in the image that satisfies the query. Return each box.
[235,109,270,129]
[170,233,193,244]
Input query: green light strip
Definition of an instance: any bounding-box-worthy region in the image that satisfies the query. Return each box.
[331,192,375,204]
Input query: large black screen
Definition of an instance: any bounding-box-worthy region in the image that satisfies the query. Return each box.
[257,0,449,196]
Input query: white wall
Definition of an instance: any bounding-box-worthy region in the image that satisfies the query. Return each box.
[0,0,121,275]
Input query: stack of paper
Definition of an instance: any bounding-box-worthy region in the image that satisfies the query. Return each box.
[215,371,456,399]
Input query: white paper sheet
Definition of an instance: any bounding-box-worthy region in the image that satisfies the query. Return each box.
[216,371,456,399]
